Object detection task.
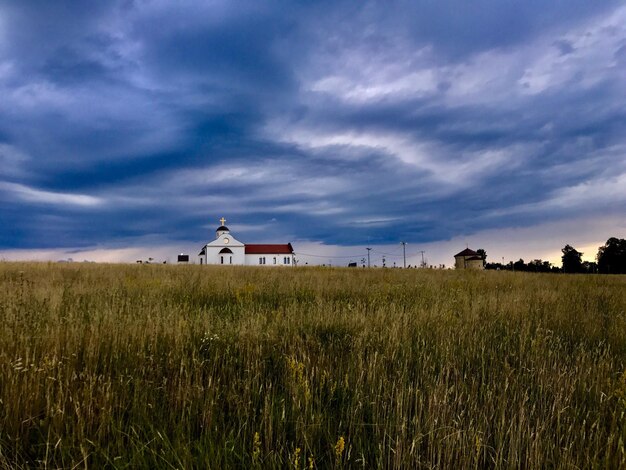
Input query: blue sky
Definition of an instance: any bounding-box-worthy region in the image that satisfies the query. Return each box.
[1,1,625,265]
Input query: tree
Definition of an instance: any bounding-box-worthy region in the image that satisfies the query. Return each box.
[582,261,597,274]
[597,237,626,274]
[562,245,583,273]
[513,258,527,271]
[476,249,487,267]
[528,259,552,273]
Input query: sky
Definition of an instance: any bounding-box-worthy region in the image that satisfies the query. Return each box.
[0,1,625,267]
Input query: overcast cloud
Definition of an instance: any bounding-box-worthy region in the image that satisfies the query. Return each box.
[0,1,625,265]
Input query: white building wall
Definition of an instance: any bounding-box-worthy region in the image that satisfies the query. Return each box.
[205,246,245,265]
[200,232,246,265]
[198,227,295,266]
[244,254,294,266]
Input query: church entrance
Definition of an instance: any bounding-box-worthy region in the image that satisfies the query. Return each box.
[219,248,233,265]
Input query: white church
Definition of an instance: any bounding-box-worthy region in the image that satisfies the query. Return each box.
[198,218,295,266]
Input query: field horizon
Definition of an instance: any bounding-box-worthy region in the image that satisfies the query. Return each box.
[1,262,625,468]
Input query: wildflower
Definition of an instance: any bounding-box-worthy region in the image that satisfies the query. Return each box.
[308,455,315,469]
[252,432,261,463]
[293,447,301,469]
[334,436,345,462]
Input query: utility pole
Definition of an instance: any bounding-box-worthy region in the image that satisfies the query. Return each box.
[419,250,425,268]
[366,247,371,268]
[401,242,407,268]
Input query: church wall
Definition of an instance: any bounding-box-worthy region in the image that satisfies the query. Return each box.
[204,246,246,265]
[244,254,294,266]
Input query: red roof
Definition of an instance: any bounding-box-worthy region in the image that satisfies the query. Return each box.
[454,248,478,257]
[245,243,294,255]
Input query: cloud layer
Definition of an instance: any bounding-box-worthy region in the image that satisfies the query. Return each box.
[1,1,625,261]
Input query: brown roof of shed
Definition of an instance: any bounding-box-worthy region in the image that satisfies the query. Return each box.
[245,243,294,255]
[454,248,478,257]
[465,256,483,261]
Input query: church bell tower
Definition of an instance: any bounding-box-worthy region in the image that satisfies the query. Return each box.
[216,217,230,238]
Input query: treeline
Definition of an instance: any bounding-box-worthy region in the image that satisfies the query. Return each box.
[484,237,626,274]
[486,259,563,273]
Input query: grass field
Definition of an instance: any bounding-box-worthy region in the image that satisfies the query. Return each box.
[0,263,625,469]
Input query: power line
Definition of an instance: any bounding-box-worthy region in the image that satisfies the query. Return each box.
[295,250,426,259]
[293,252,365,259]
[293,247,427,266]
[370,247,402,256]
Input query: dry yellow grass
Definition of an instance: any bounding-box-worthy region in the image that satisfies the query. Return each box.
[0,262,625,468]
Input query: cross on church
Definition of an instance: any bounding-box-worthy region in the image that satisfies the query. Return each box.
[220,217,226,226]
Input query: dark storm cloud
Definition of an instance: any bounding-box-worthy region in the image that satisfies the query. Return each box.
[0,0,625,252]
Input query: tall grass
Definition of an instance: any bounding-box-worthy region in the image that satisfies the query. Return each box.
[0,262,625,468]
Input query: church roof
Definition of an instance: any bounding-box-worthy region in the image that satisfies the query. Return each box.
[245,243,294,255]
[216,225,229,232]
[454,248,479,257]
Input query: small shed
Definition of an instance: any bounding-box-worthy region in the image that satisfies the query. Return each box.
[454,248,484,270]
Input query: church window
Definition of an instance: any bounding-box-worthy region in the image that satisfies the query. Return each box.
[229,256,232,264]
[273,257,277,264]
[220,256,224,264]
